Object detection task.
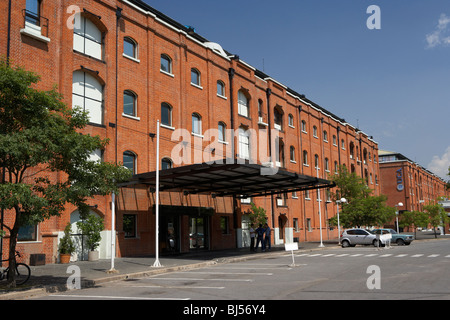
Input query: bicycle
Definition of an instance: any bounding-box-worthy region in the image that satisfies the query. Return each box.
[0,251,31,285]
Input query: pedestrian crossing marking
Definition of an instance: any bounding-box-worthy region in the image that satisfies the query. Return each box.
[411,254,423,257]
[427,254,439,258]
[379,254,392,257]
[395,254,408,257]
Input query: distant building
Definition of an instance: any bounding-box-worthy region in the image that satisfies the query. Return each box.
[378,150,449,230]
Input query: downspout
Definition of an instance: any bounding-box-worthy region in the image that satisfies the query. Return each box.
[228,67,238,247]
[115,7,122,164]
[6,0,12,65]
[298,106,308,242]
[266,88,275,229]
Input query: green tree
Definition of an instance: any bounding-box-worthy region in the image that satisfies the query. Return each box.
[248,203,268,226]
[424,202,449,238]
[328,166,395,228]
[0,60,131,286]
[399,210,429,238]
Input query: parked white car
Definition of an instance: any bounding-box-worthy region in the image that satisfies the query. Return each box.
[341,228,388,248]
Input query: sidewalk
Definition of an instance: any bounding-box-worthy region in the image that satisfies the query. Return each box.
[1,232,448,300]
[0,241,336,300]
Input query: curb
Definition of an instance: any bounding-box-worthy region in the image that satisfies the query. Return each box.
[0,245,337,300]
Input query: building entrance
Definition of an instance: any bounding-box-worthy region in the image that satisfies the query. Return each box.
[189,217,208,250]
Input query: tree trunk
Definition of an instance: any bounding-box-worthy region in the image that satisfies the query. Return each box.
[6,210,20,288]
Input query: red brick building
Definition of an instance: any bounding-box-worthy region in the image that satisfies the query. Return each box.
[378,150,449,230]
[1,0,381,264]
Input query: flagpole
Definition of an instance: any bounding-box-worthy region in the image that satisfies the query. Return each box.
[152,120,162,267]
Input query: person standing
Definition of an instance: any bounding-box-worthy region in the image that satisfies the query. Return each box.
[255,224,266,252]
[264,223,271,251]
[249,224,256,252]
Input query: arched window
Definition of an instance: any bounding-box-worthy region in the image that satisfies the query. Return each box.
[72,70,103,125]
[73,15,103,60]
[123,151,137,174]
[161,103,172,127]
[313,125,318,138]
[161,158,173,170]
[25,0,40,25]
[217,81,225,97]
[238,126,250,160]
[160,54,172,74]
[218,122,226,142]
[301,120,307,132]
[123,37,138,59]
[290,146,296,162]
[323,130,328,142]
[303,150,308,166]
[123,90,137,117]
[238,90,249,117]
[314,154,319,169]
[288,114,294,127]
[191,68,201,86]
[192,113,202,135]
[274,107,283,131]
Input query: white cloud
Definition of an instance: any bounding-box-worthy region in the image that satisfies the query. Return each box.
[426,13,450,48]
[427,146,450,180]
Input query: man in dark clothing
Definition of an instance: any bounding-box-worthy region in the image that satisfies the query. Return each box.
[255,224,266,252]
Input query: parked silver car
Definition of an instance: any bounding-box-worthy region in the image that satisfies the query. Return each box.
[341,228,383,248]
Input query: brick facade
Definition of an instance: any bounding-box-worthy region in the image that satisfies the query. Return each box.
[378,150,449,231]
[1,0,381,264]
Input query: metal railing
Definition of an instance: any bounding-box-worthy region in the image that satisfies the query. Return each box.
[22,9,48,38]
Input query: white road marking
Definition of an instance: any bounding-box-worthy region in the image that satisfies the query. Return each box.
[49,294,189,300]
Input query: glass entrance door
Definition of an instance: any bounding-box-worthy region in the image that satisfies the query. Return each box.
[189,217,208,250]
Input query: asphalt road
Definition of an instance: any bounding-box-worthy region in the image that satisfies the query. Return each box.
[33,239,450,301]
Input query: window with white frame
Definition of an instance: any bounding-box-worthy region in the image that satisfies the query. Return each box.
[191,68,201,87]
[238,90,249,117]
[72,71,103,125]
[238,126,250,160]
[123,151,137,174]
[161,103,173,127]
[192,113,202,135]
[123,37,138,60]
[217,81,225,97]
[123,90,137,117]
[160,54,172,74]
[218,122,226,142]
[73,15,103,60]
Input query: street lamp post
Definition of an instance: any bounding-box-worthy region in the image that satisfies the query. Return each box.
[395,202,403,234]
[336,198,347,244]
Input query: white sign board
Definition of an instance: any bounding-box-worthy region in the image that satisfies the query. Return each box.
[285,242,298,251]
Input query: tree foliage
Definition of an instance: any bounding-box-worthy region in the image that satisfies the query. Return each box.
[0,60,131,286]
[328,166,395,228]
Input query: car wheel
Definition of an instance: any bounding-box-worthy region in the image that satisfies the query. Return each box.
[396,239,405,246]
[341,240,350,248]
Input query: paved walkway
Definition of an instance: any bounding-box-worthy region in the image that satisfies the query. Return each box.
[0,231,448,300]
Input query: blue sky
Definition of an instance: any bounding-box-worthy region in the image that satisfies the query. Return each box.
[144,0,450,180]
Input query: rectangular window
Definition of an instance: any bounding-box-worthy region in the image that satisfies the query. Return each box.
[18,224,38,242]
[307,218,312,232]
[123,214,137,238]
[220,217,229,234]
[293,218,299,232]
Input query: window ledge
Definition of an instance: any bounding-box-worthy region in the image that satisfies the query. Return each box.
[160,69,174,78]
[191,83,203,90]
[217,94,227,100]
[20,27,50,43]
[192,132,204,138]
[160,123,175,131]
[123,53,140,63]
[122,113,140,121]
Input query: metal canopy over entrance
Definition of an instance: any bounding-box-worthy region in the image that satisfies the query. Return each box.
[119,162,335,198]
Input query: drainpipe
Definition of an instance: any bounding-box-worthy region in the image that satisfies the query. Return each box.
[6,0,12,65]
[266,89,275,229]
[115,7,122,164]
